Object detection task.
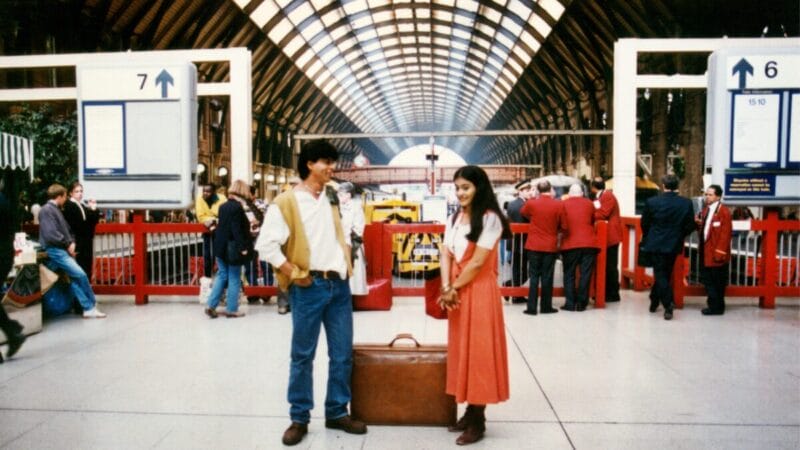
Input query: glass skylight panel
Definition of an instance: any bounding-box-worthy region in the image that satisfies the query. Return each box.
[417,22,431,32]
[251,0,280,28]
[311,34,333,52]
[327,56,346,73]
[296,49,315,68]
[267,17,293,43]
[400,35,416,45]
[311,0,333,9]
[531,14,552,37]
[321,8,342,26]
[233,0,249,7]
[398,23,415,33]
[288,2,314,25]
[452,27,471,41]
[314,69,332,87]
[366,51,384,63]
[505,58,522,77]
[351,15,373,29]
[404,56,418,65]
[284,35,306,57]
[451,40,468,52]
[501,16,523,36]
[433,10,453,22]
[362,40,381,53]
[384,48,402,59]
[300,19,324,40]
[540,0,565,20]
[433,23,452,35]
[456,0,479,13]
[276,0,293,8]
[373,10,393,22]
[453,13,474,27]
[482,6,502,24]
[329,25,348,40]
[356,28,378,41]
[376,24,394,36]
[306,59,325,80]
[495,31,514,50]
[343,0,368,15]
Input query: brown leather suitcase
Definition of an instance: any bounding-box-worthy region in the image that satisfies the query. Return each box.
[351,333,456,426]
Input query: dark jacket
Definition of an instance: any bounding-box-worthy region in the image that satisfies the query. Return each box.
[39,201,74,249]
[212,197,253,265]
[641,192,695,254]
[63,199,100,242]
[506,197,526,223]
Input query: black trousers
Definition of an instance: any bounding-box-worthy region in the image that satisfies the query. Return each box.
[650,252,679,311]
[507,235,529,300]
[605,244,620,301]
[75,240,94,280]
[700,263,728,312]
[562,248,597,308]
[0,252,22,338]
[527,251,556,311]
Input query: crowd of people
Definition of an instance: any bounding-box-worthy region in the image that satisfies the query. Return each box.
[2,139,741,448]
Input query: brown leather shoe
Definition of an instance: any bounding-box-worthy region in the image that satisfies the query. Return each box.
[325,415,367,434]
[456,425,485,445]
[282,422,307,446]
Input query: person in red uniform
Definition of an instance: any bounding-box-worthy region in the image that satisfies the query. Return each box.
[520,180,567,315]
[695,185,732,315]
[560,184,597,311]
[590,177,623,302]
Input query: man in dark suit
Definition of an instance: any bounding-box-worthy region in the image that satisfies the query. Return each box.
[504,179,531,303]
[590,177,623,302]
[521,180,567,315]
[695,185,732,316]
[62,182,100,281]
[641,174,696,320]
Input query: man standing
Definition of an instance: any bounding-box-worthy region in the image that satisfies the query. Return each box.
[39,184,106,319]
[560,184,597,311]
[590,177,623,302]
[62,182,100,282]
[255,140,365,446]
[195,183,226,278]
[695,185,732,316]
[640,175,695,320]
[504,179,532,303]
[521,180,567,315]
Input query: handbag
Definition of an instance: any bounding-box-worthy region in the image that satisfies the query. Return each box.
[637,242,654,268]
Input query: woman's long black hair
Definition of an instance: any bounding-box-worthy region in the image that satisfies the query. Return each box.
[452,165,512,242]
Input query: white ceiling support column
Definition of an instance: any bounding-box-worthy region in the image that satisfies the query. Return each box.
[227,49,252,183]
[0,48,253,183]
[613,39,638,217]
[612,37,800,217]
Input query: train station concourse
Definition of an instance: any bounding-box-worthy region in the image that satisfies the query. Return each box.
[1,1,799,449]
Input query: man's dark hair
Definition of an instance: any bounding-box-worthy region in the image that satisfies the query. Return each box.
[591,177,605,191]
[708,184,723,197]
[662,174,679,191]
[297,140,338,180]
[203,183,217,193]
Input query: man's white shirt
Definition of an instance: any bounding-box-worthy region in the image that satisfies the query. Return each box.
[255,190,347,278]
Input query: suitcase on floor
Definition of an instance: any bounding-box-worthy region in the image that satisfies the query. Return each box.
[351,333,456,426]
[352,277,392,311]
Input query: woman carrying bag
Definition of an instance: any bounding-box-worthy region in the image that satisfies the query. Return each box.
[438,165,512,445]
[204,180,254,318]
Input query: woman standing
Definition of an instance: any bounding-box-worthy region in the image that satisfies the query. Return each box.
[204,180,253,318]
[337,182,368,296]
[62,182,100,280]
[439,165,511,445]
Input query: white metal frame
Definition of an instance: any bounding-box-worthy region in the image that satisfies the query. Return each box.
[613,37,800,216]
[0,48,253,183]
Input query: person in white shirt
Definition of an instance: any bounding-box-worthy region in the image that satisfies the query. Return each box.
[337,182,368,296]
[254,140,366,446]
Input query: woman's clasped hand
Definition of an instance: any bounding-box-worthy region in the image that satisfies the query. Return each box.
[437,286,460,311]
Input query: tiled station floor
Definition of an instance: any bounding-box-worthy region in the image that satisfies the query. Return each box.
[1,292,798,449]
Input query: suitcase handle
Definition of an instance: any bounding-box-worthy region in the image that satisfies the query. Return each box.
[389,333,421,347]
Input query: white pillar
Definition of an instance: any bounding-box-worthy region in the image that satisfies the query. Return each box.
[229,48,252,184]
[613,39,638,217]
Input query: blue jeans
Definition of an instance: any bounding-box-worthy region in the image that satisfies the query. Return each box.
[44,247,97,311]
[206,257,242,314]
[287,277,353,424]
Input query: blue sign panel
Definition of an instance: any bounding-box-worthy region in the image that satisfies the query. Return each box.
[725,173,776,197]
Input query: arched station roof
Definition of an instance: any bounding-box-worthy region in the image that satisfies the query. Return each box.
[2,1,798,167]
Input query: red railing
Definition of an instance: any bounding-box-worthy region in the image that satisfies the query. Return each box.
[619,210,800,309]
[90,214,611,308]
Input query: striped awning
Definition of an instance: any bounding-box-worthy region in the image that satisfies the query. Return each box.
[0,131,34,180]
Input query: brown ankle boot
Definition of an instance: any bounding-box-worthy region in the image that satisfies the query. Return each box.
[456,405,485,445]
[448,405,474,432]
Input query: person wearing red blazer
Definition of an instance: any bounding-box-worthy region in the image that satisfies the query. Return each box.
[695,185,732,315]
[520,180,567,315]
[590,177,623,302]
[560,185,597,311]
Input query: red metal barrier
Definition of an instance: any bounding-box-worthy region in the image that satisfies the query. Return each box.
[620,211,800,309]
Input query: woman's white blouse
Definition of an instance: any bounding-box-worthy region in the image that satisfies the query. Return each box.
[443,211,503,261]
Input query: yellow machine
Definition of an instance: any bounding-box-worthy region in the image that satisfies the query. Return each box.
[365,200,441,275]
